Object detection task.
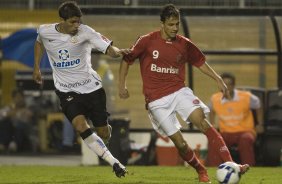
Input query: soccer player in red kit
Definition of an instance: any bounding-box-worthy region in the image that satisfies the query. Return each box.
[119,4,249,183]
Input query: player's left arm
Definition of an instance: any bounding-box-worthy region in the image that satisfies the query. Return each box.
[198,62,231,99]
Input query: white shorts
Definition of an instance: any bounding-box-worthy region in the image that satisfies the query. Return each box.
[147,87,210,137]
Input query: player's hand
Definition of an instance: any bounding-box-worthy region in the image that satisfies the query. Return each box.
[119,87,129,99]
[118,48,131,56]
[33,69,43,85]
[217,79,231,100]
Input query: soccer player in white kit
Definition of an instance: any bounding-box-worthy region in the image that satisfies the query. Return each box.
[33,1,128,177]
[119,4,249,183]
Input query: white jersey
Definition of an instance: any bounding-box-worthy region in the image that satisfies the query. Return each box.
[37,23,112,93]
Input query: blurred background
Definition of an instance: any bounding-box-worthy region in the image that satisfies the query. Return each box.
[0,0,282,167]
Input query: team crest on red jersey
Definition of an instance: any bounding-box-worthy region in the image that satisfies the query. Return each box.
[193,99,200,104]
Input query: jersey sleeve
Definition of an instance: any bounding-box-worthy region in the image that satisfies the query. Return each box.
[86,26,112,54]
[123,36,148,65]
[186,40,206,67]
[36,25,45,43]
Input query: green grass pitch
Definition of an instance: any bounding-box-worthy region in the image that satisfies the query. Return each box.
[0,166,281,184]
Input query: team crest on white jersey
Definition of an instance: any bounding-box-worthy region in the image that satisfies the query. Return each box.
[71,36,78,43]
[53,49,80,68]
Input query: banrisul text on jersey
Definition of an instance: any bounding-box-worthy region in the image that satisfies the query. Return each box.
[150,63,179,74]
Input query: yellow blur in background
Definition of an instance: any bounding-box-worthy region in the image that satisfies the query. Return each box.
[0,9,278,129]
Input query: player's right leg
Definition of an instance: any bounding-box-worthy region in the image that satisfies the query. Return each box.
[169,131,211,183]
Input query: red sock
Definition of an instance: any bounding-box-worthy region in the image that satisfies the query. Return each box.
[205,127,233,162]
[181,148,206,173]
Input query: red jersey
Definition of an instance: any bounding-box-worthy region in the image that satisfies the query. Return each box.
[124,31,205,103]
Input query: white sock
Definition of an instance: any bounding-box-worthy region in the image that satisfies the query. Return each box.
[83,133,118,166]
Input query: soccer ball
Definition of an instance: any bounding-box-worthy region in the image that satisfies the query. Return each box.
[216,162,241,184]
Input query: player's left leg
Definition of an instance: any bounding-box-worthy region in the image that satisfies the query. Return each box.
[173,88,233,164]
[188,108,249,174]
[206,139,223,166]
[188,108,233,163]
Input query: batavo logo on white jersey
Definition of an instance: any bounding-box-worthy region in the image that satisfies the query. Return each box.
[53,49,81,68]
[150,63,179,74]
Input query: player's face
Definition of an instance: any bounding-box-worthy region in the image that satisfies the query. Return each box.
[161,16,180,41]
[64,16,81,35]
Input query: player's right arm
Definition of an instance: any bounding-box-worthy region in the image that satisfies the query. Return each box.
[33,40,44,84]
[118,34,148,99]
[118,60,130,99]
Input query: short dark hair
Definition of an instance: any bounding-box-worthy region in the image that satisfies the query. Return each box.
[221,72,236,85]
[160,4,180,22]
[58,1,82,20]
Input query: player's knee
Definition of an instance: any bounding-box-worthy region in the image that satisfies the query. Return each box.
[72,116,89,133]
[188,109,211,132]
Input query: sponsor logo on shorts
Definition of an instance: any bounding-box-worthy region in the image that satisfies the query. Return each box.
[66,96,74,101]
